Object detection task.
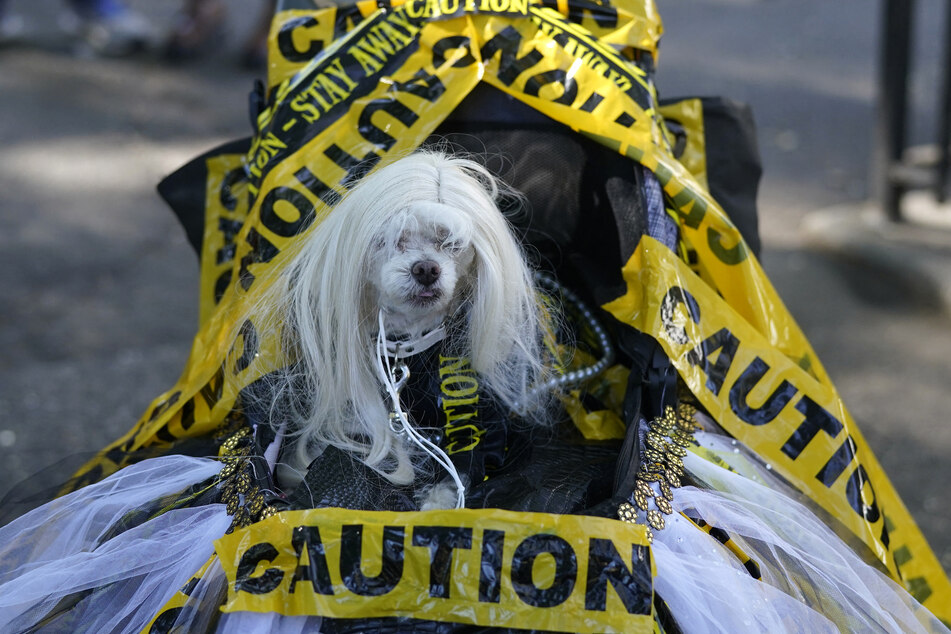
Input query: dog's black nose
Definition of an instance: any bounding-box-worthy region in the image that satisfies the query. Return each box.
[412,260,441,286]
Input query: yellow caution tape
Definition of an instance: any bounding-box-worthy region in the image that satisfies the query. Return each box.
[264,0,663,90]
[70,0,950,621]
[603,235,951,614]
[214,507,654,632]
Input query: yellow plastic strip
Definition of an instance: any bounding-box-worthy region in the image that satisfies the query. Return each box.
[215,507,653,633]
[603,236,951,616]
[70,2,950,622]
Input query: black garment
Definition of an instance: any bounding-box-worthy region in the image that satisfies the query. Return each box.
[287,342,512,512]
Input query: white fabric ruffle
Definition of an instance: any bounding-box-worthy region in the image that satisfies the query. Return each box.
[0,455,230,633]
[0,440,945,633]
[651,433,949,633]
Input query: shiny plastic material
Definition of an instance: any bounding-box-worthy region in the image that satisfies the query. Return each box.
[214,508,653,633]
[68,0,951,622]
[263,0,663,91]
[603,236,951,612]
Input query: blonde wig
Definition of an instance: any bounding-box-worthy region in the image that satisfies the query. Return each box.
[253,150,551,485]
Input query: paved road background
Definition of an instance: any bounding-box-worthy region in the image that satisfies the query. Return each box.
[1,0,949,574]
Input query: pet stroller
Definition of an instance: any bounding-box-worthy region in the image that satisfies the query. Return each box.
[0,0,949,631]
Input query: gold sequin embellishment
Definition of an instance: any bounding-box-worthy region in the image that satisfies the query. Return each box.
[617,405,699,543]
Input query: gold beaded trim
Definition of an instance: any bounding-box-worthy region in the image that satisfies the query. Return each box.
[617,404,699,542]
[216,423,273,532]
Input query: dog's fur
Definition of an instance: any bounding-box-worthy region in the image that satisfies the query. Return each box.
[255,151,551,497]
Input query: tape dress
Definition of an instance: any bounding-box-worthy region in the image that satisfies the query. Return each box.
[1,1,949,632]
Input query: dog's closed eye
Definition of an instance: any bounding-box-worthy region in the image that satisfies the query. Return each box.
[439,239,464,253]
[434,225,467,253]
[396,231,409,252]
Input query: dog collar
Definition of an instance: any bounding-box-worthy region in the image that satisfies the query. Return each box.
[381,324,447,359]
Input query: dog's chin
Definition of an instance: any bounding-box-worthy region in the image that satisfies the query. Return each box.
[378,289,453,337]
[403,290,451,330]
[411,288,443,307]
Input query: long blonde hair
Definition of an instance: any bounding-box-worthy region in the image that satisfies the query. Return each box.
[250,150,551,484]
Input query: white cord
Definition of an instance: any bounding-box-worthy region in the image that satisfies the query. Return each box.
[376,310,466,509]
[264,421,286,473]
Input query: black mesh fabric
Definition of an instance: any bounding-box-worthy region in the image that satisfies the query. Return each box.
[429,83,646,306]
[286,446,418,512]
[470,440,619,515]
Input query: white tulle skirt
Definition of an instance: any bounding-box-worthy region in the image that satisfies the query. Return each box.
[0,445,944,633]
[0,455,327,633]
[0,455,229,632]
[652,433,947,633]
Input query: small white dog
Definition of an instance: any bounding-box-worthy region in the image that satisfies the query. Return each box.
[259,151,552,508]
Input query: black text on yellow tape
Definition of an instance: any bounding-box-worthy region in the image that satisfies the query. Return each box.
[201,154,252,322]
[216,508,654,633]
[527,6,650,110]
[266,0,632,88]
[249,7,428,194]
[438,356,484,454]
[458,10,655,140]
[64,2,662,483]
[405,0,531,21]
[604,236,951,618]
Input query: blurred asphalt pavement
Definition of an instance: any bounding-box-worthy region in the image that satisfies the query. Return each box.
[1,0,949,574]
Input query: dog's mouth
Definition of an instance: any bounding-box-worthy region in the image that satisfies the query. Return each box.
[412,288,443,305]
